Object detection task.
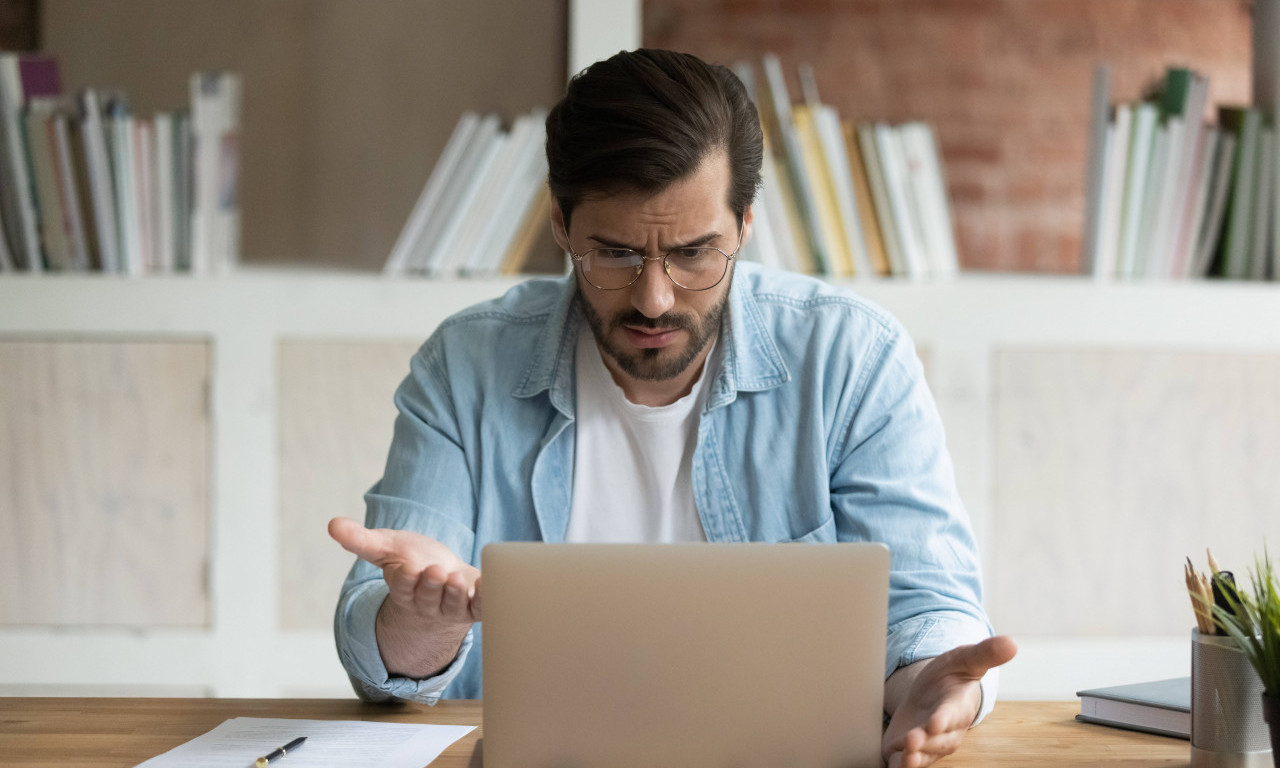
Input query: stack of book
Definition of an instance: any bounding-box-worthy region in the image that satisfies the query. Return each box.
[1082,64,1275,281]
[738,55,960,281]
[384,55,962,281]
[0,52,241,275]
[383,108,551,278]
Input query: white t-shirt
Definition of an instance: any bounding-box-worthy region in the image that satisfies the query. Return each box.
[567,320,716,543]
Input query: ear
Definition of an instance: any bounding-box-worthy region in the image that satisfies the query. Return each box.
[739,204,755,253]
[550,197,570,253]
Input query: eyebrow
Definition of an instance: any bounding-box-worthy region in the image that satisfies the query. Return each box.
[587,232,723,251]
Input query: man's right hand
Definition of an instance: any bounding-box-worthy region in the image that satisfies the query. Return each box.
[328,517,481,679]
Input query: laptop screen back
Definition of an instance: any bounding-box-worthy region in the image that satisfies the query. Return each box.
[482,542,890,768]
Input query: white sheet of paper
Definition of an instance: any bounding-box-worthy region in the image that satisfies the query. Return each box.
[134,716,476,768]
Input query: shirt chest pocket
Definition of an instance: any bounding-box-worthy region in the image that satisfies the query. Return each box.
[788,515,836,543]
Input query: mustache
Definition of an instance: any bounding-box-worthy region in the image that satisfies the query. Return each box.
[612,309,697,333]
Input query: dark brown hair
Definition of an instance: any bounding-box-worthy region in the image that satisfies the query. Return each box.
[545,49,763,231]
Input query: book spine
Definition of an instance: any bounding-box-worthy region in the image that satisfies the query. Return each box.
[1082,64,1111,273]
[0,53,45,270]
[51,113,90,271]
[80,89,119,273]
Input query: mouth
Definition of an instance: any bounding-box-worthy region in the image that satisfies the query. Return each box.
[622,325,683,349]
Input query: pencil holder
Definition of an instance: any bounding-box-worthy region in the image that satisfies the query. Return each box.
[1191,628,1273,768]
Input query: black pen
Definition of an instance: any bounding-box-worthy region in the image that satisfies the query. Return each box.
[254,736,306,767]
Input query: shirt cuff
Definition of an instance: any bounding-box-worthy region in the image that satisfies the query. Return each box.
[885,610,998,727]
[334,579,473,704]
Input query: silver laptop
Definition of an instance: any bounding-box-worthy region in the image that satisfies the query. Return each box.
[481,542,890,768]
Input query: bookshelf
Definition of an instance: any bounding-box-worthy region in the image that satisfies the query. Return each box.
[2,0,1279,703]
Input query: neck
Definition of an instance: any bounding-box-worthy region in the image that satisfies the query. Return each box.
[601,337,716,407]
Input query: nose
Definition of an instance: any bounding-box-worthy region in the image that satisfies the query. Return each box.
[629,255,675,319]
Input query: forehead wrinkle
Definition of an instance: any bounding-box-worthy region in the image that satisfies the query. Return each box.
[587,229,724,251]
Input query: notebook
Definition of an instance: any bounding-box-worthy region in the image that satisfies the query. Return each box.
[1076,677,1191,739]
[481,542,891,768]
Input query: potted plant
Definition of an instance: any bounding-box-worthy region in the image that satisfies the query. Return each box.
[1210,551,1280,766]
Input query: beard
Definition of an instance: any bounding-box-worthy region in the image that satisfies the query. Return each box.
[578,286,731,382]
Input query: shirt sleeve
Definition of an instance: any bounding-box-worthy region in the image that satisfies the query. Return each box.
[829,320,997,720]
[333,578,475,704]
[332,341,480,703]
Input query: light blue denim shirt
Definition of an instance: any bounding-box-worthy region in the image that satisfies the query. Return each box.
[335,262,995,707]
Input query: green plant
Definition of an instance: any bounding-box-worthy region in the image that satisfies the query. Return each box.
[1210,551,1280,698]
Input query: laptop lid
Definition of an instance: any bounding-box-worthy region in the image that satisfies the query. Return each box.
[482,542,890,768]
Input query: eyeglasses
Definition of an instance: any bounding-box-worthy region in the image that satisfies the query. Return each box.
[569,221,744,291]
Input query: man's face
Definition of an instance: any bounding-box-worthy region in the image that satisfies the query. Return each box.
[553,153,750,389]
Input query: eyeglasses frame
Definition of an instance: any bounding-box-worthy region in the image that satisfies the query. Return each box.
[568,218,746,292]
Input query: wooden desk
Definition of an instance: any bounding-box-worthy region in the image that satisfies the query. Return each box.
[0,698,1191,767]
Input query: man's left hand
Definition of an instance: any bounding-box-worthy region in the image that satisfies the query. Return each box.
[881,635,1018,768]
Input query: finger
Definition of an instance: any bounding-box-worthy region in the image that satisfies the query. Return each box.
[898,729,927,768]
[469,576,483,622]
[439,570,472,617]
[886,725,926,759]
[411,564,450,617]
[328,517,393,565]
[906,727,962,768]
[381,562,423,599]
[949,635,1018,679]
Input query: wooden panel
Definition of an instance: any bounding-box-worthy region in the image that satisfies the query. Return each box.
[0,340,210,626]
[278,340,420,630]
[990,348,1280,636]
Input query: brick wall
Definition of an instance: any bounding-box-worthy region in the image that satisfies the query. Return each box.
[644,0,1252,273]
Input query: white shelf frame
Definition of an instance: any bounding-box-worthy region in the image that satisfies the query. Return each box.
[3,271,1280,698]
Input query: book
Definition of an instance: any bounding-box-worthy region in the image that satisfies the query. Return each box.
[470,111,549,276]
[1133,118,1176,277]
[190,71,242,274]
[0,53,45,270]
[731,60,785,272]
[25,98,72,270]
[875,123,929,279]
[1181,128,1220,278]
[110,101,143,275]
[793,103,851,276]
[0,205,11,270]
[153,111,176,272]
[857,123,905,276]
[1076,677,1190,740]
[899,122,960,280]
[79,88,120,273]
[51,110,91,270]
[1081,64,1111,274]
[1163,71,1210,277]
[757,122,808,272]
[415,113,500,275]
[758,126,804,272]
[844,121,890,276]
[1191,131,1237,277]
[761,54,827,274]
[1217,106,1262,279]
[498,185,551,275]
[1094,103,1132,279]
[1116,103,1157,277]
[420,116,505,276]
[812,103,873,277]
[1251,127,1276,280]
[384,111,480,276]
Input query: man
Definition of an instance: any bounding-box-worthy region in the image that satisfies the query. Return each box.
[330,48,1016,768]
